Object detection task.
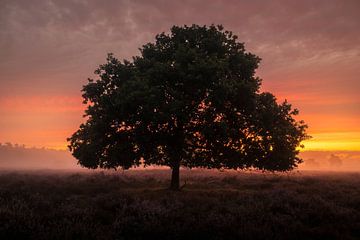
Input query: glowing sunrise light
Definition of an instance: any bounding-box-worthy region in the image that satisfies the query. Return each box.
[302,132,360,151]
[0,0,359,159]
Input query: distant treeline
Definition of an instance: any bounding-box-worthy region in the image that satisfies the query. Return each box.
[0,143,78,169]
[299,151,360,171]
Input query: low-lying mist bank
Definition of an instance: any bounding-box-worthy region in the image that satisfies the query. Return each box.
[1,143,360,172]
[0,143,78,170]
[299,151,360,171]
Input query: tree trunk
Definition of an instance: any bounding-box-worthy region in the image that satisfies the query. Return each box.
[170,162,180,190]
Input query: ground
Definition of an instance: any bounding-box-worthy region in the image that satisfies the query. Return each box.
[0,169,359,240]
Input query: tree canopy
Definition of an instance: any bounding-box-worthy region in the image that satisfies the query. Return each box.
[68,24,309,190]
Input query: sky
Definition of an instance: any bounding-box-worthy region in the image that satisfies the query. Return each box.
[0,0,359,152]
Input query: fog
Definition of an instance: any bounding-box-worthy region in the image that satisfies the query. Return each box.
[1,143,359,172]
[0,143,78,170]
[299,151,360,172]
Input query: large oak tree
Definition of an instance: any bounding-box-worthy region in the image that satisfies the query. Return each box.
[68,25,309,190]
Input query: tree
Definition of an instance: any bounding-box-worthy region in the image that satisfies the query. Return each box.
[68,24,309,190]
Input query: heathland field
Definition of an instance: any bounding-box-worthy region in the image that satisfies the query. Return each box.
[0,169,359,240]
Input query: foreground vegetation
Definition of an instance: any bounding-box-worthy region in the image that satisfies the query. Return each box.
[0,169,359,239]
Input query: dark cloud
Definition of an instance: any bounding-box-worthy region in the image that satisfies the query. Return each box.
[1,0,359,86]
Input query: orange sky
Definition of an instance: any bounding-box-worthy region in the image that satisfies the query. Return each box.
[0,0,359,151]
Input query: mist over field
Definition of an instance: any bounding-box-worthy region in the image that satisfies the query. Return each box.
[2,145,358,240]
[0,143,77,170]
[1,143,359,172]
[300,151,360,172]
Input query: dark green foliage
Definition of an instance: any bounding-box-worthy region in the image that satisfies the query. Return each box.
[0,170,359,240]
[68,24,309,179]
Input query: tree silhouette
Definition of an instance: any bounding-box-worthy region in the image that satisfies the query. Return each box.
[68,24,309,190]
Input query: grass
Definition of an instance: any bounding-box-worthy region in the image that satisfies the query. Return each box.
[0,169,359,239]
